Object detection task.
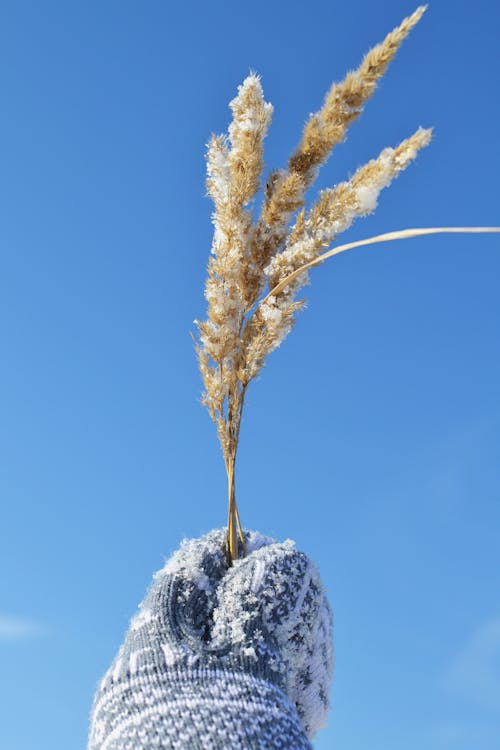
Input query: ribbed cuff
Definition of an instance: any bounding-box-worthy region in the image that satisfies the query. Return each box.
[88,666,313,750]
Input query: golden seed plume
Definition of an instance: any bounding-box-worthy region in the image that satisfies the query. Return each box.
[193,6,497,563]
[267,127,433,291]
[242,5,428,308]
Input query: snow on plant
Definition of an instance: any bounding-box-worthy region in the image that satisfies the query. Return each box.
[193,5,499,562]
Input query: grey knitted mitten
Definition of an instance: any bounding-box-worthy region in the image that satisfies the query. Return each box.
[87,529,333,749]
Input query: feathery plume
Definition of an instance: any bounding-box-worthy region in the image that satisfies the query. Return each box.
[194,7,497,562]
[240,128,432,383]
[196,74,273,557]
[244,5,427,305]
[267,127,433,288]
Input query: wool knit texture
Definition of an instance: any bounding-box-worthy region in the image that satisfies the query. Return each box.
[87,529,334,750]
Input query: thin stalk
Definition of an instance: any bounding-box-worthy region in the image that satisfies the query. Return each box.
[233,386,247,554]
[261,227,500,304]
[226,454,238,564]
[225,385,248,564]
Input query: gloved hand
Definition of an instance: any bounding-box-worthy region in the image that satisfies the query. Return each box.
[87,528,333,750]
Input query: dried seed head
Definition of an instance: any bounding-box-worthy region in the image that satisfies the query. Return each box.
[195,9,432,560]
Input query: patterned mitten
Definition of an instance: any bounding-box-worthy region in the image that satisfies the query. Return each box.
[87,528,333,749]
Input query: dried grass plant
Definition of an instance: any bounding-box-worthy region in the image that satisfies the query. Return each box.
[193,5,499,563]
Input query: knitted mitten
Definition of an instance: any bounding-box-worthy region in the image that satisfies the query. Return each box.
[87,529,333,750]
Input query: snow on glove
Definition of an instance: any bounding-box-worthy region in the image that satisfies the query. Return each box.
[87,528,333,750]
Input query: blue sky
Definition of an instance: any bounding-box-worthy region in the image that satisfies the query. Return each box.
[0,1,499,748]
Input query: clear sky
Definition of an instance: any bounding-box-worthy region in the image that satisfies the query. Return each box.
[0,1,499,748]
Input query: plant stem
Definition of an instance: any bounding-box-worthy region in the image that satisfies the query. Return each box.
[261,226,500,304]
[226,385,248,564]
[226,454,238,563]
